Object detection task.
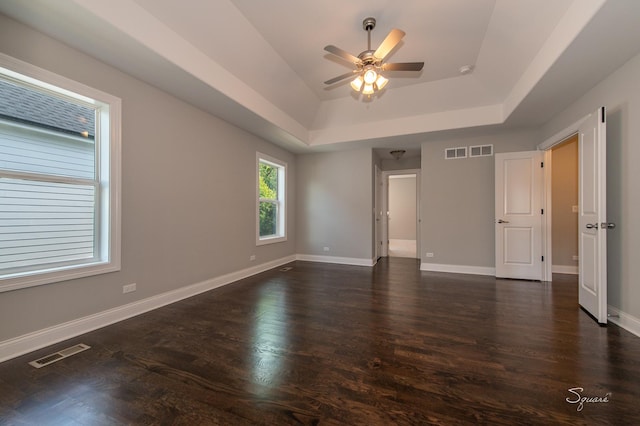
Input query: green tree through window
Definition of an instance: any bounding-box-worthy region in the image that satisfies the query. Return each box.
[259,162,278,237]
[257,154,286,244]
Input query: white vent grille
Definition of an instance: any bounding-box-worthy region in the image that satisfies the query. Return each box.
[445,147,467,159]
[29,343,90,368]
[469,144,493,157]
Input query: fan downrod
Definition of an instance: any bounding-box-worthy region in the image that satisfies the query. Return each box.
[362,17,377,59]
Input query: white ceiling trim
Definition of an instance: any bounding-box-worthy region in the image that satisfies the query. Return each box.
[73,0,310,146]
[309,104,504,147]
[502,0,606,119]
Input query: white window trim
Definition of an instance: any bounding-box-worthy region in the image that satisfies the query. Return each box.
[0,53,121,293]
[256,152,286,245]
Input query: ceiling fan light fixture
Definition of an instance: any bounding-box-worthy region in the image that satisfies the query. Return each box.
[363,68,377,84]
[362,83,374,95]
[350,75,364,91]
[390,150,406,160]
[375,74,388,90]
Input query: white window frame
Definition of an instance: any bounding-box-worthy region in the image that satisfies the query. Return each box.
[256,152,286,245]
[0,53,121,292]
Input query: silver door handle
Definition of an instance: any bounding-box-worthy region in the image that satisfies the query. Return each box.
[586,223,599,229]
[602,222,616,229]
[497,219,510,224]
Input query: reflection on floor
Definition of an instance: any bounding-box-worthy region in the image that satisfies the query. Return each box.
[388,238,417,258]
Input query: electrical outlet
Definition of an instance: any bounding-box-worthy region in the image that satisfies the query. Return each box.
[123,283,136,294]
[323,247,330,252]
[249,255,256,261]
[573,255,579,261]
[572,205,579,213]
[426,252,434,258]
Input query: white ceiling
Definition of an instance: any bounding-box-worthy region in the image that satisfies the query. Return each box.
[1,0,640,154]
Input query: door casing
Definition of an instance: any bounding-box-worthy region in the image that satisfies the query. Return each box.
[381,169,421,259]
[538,108,608,324]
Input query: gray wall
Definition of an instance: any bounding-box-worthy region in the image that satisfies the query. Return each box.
[296,149,373,260]
[0,15,296,341]
[388,176,417,240]
[542,51,640,320]
[420,131,540,266]
[382,156,421,171]
[552,136,578,268]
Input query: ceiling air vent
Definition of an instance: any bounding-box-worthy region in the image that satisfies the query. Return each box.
[445,147,467,159]
[469,144,493,157]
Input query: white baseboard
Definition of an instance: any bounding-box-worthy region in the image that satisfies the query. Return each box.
[0,255,296,363]
[420,262,496,276]
[552,265,579,275]
[607,305,640,338]
[296,254,375,267]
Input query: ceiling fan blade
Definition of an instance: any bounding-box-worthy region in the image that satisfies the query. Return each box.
[383,62,424,71]
[324,45,361,64]
[382,62,424,71]
[324,71,358,85]
[374,29,405,60]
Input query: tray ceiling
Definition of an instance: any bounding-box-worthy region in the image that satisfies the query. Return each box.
[1,0,640,153]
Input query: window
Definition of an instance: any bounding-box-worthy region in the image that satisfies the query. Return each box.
[0,53,121,292]
[257,153,286,245]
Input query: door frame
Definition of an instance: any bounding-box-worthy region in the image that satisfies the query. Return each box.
[382,169,421,258]
[374,164,383,261]
[538,114,592,282]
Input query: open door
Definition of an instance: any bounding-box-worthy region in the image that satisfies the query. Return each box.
[578,107,610,324]
[495,151,544,280]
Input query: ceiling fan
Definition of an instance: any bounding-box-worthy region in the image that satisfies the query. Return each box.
[324,17,424,95]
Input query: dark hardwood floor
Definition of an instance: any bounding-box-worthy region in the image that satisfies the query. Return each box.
[1,258,639,425]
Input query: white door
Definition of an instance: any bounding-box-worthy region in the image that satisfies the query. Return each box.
[495,151,544,280]
[578,107,608,324]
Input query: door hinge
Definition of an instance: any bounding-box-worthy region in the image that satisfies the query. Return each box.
[541,256,544,262]
[601,106,606,123]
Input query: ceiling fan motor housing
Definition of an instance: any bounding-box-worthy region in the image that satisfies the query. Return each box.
[358,51,379,67]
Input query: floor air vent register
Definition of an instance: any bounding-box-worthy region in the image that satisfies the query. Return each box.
[29,343,91,368]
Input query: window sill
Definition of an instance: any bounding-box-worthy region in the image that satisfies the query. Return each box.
[0,260,121,293]
[256,235,287,246]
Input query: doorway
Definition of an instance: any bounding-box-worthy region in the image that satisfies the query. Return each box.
[383,170,420,259]
[539,107,609,324]
[550,135,579,275]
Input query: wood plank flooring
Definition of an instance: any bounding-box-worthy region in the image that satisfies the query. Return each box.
[1,258,639,425]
